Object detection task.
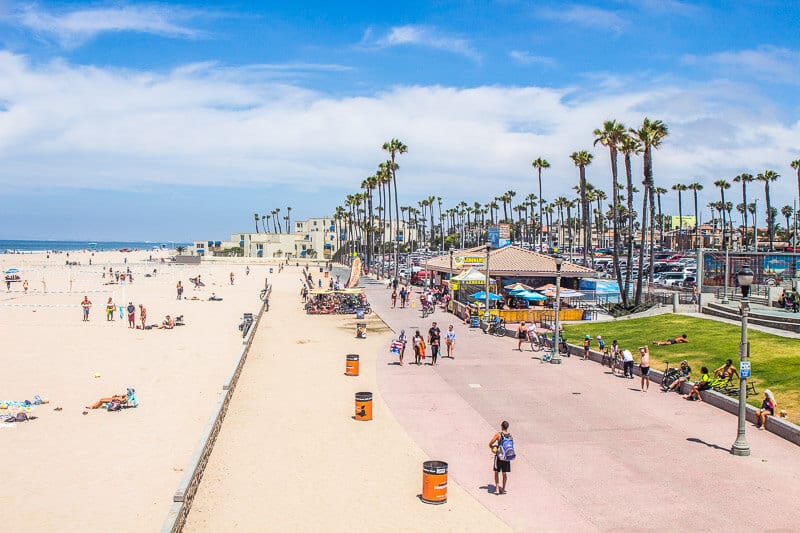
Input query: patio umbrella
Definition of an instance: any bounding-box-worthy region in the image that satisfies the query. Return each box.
[535,283,556,291]
[5,268,19,274]
[470,291,503,301]
[505,282,534,291]
[515,290,547,301]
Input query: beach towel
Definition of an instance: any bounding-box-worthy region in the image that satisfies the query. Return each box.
[390,341,403,355]
[420,340,426,359]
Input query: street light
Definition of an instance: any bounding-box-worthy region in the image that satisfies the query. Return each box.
[551,256,564,364]
[731,266,754,456]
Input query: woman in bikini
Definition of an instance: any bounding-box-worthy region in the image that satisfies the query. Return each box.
[139,304,147,329]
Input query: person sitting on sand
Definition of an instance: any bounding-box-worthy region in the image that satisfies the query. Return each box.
[86,394,128,410]
[158,315,175,329]
[653,334,688,346]
[209,293,223,301]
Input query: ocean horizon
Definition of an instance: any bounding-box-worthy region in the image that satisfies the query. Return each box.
[1,239,191,254]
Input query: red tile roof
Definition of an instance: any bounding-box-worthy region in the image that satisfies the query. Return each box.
[423,246,597,278]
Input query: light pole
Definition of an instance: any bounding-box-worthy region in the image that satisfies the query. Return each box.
[731,266,754,456]
[551,257,564,364]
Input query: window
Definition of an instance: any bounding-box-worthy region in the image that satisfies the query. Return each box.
[313,221,317,226]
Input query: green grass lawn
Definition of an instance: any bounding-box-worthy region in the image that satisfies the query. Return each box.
[563,315,800,424]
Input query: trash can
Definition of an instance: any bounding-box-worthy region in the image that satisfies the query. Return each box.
[354,392,372,421]
[356,322,367,338]
[345,354,359,376]
[421,461,448,504]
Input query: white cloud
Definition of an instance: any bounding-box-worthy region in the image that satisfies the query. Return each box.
[509,50,556,67]
[14,3,206,48]
[0,51,797,222]
[683,46,800,84]
[537,5,626,34]
[368,25,480,62]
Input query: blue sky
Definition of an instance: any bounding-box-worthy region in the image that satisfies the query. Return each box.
[0,0,798,241]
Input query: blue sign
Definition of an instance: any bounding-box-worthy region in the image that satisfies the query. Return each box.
[740,361,751,379]
[488,226,499,248]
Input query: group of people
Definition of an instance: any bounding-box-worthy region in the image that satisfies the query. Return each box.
[780,288,800,312]
[393,322,456,366]
[81,296,149,329]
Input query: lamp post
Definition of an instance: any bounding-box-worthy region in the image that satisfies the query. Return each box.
[731,266,754,456]
[551,257,564,364]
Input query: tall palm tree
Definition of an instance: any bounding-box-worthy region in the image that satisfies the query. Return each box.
[632,118,668,300]
[254,213,260,233]
[733,173,754,249]
[791,159,800,209]
[671,184,687,250]
[687,183,703,248]
[286,207,292,234]
[713,180,731,249]
[532,157,550,249]
[383,138,407,277]
[757,170,780,250]
[781,205,794,241]
[505,190,517,228]
[570,150,594,266]
[618,134,641,303]
[655,187,667,248]
[275,208,282,233]
[593,120,626,302]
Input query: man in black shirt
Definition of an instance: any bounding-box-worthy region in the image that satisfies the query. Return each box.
[428,322,441,366]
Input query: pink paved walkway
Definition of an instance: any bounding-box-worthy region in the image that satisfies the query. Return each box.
[356,273,800,532]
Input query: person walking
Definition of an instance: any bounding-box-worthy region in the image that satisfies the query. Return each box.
[81,296,92,322]
[517,321,528,351]
[126,302,136,329]
[230,271,235,285]
[139,304,147,329]
[639,346,651,391]
[391,289,397,308]
[399,286,407,308]
[428,321,441,366]
[445,325,456,359]
[583,335,591,360]
[488,421,513,495]
[176,281,183,300]
[396,329,407,366]
[413,330,424,365]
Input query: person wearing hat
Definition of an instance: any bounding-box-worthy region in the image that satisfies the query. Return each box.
[596,335,605,352]
[583,335,592,360]
[667,360,692,391]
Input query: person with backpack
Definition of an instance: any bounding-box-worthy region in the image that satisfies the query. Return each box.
[488,420,515,495]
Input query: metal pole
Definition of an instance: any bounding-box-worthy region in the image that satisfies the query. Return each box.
[551,261,563,364]
[753,199,758,252]
[731,288,751,456]
[484,245,490,322]
[722,241,730,304]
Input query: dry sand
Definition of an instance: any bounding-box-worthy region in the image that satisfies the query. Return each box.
[185,271,508,532]
[0,250,271,532]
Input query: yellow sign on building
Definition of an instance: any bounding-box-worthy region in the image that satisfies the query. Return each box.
[669,215,696,230]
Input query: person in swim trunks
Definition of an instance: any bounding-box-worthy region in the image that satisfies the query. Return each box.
[652,334,688,346]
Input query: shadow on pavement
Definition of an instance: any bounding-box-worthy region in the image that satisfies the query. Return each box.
[686,437,729,452]
[479,484,499,494]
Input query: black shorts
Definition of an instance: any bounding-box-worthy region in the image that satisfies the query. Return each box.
[640,366,650,376]
[494,456,511,473]
[518,331,527,339]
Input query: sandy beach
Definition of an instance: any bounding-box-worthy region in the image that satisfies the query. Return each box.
[0,250,269,532]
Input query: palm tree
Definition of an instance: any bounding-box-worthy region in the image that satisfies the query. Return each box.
[757,170,780,250]
[671,184,687,250]
[632,118,668,297]
[655,187,667,248]
[286,207,293,234]
[733,173,754,249]
[619,134,641,303]
[782,205,794,241]
[275,208,282,233]
[532,157,550,249]
[383,138,407,278]
[254,213,260,233]
[713,180,731,249]
[792,159,800,208]
[687,183,703,248]
[593,120,626,303]
[570,150,594,266]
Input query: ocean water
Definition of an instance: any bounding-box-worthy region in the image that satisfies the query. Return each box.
[1,240,191,254]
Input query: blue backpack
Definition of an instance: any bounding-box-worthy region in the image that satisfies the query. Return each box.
[497,433,516,461]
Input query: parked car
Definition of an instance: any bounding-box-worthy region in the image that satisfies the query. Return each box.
[681,276,697,289]
[658,272,686,287]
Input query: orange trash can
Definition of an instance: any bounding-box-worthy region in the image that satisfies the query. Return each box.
[345,354,359,376]
[421,461,448,504]
[354,392,372,421]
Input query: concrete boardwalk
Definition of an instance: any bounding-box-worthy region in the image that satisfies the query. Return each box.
[364,277,800,531]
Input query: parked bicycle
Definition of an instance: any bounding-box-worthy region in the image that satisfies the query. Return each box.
[486,317,507,337]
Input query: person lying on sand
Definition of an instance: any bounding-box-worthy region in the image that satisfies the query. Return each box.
[652,334,688,346]
[86,394,127,409]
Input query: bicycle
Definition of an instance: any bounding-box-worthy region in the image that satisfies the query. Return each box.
[486,318,506,337]
[529,332,544,352]
[421,303,435,318]
[600,347,613,368]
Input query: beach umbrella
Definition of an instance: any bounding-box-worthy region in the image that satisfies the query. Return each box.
[515,290,547,301]
[535,283,556,291]
[505,282,534,291]
[470,291,503,301]
[5,268,19,274]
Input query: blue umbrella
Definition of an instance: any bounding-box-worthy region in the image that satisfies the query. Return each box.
[515,290,547,301]
[5,268,19,274]
[471,291,503,301]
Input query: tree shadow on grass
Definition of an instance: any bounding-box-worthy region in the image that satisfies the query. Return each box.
[686,437,729,452]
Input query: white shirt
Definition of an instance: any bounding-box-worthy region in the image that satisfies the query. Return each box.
[622,349,634,362]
